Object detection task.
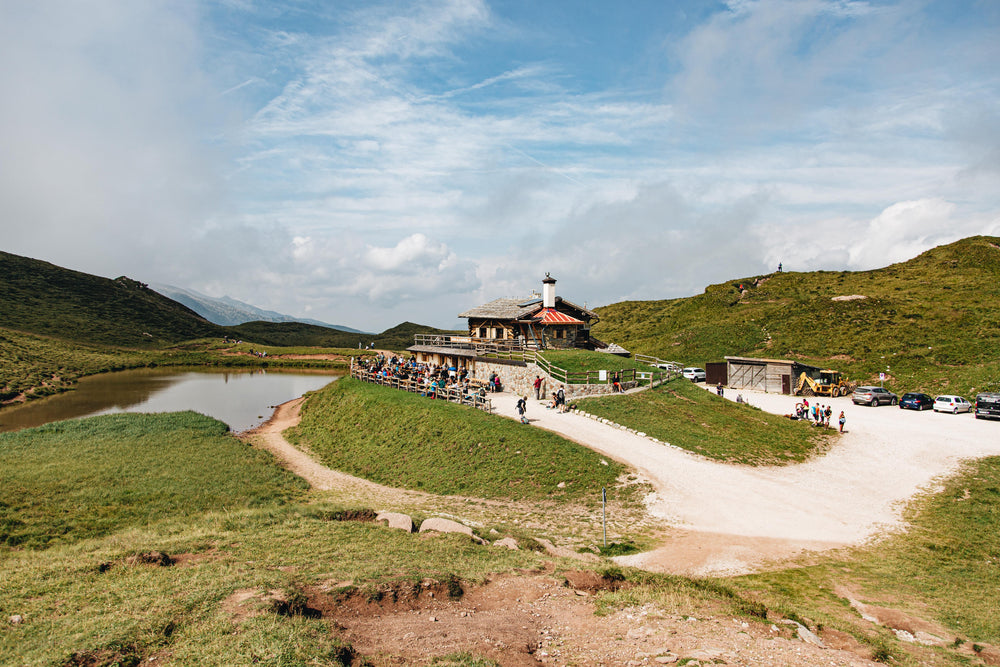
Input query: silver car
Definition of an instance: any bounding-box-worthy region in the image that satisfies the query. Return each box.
[682,367,706,382]
[933,395,972,414]
[852,386,898,406]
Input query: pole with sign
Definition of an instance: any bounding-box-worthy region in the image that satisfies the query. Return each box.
[602,487,607,548]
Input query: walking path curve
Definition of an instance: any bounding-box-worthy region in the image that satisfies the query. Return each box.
[495,385,1000,574]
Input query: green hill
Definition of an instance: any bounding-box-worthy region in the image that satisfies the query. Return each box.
[0,251,223,347]
[592,236,1000,395]
[0,251,453,351]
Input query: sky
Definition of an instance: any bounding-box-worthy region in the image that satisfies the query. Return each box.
[1,0,998,332]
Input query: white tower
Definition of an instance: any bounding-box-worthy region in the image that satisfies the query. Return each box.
[542,273,556,308]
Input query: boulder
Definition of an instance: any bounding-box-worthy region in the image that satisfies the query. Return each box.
[376,511,414,533]
[493,537,519,550]
[419,518,486,544]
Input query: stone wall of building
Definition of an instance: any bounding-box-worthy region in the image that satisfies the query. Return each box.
[471,360,621,400]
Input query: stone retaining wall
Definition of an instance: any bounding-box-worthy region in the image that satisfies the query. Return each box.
[472,360,621,399]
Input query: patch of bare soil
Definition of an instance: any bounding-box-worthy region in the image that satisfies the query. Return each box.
[221,572,881,666]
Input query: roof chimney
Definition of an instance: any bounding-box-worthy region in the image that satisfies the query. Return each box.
[542,273,556,308]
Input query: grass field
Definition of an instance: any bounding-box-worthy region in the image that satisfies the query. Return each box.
[288,378,634,504]
[1,384,998,664]
[0,502,537,666]
[573,378,831,465]
[0,412,308,549]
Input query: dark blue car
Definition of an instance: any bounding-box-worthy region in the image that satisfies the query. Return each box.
[899,392,933,410]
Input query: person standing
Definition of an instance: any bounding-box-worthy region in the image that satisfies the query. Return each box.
[838,411,846,433]
[556,385,566,412]
[516,396,528,423]
[824,405,832,427]
[533,375,542,400]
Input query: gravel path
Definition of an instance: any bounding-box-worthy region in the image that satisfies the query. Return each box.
[495,385,1000,574]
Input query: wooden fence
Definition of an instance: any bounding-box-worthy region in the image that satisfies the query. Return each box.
[532,353,681,387]
[350,365,494,413]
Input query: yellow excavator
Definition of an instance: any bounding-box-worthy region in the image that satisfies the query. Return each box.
[795,369,855,398]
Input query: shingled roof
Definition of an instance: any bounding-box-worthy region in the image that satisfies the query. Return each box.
[458,297,539,320]
[459,296,597,322]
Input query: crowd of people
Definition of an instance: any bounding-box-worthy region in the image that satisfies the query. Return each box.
[354,354,495,405]
[793,398,847,432]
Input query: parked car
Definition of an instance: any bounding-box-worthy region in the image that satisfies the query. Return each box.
[975,392,1000,420]
[655,362,681,372]
[852,386,898,406]
[682,367,706,382]
[933,395,972,414]
[899,392,934,411]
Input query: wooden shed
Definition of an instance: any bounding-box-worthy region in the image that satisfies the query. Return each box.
[724,356,820,394]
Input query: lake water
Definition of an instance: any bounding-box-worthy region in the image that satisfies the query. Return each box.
[0,367,341,433]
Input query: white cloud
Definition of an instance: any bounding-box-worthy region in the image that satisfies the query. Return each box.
[2,1,998,332]
[847,198,955,268]
[363,233,450,271]
[754,198,1000,274]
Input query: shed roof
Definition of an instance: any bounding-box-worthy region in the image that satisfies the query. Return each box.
[724,356,821,370]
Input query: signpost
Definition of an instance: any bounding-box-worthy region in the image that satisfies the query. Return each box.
[602,487,607,548]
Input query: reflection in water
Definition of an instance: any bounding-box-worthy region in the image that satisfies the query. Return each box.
[0,367,340,433]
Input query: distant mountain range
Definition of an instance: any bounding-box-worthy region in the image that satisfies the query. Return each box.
[150,284,367,333]
[0,250,452,349]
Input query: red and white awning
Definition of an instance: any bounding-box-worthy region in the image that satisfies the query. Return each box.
[533,307,583,325]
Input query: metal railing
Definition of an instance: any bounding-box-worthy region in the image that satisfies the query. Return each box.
[350,366,493,413]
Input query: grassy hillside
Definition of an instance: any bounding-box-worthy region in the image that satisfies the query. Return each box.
[0,251,223,347]
[3,406,999,664]
[593,236,1000,396]
[288,378,631,504]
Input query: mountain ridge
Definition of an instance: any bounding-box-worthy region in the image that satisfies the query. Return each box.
[151,283,367,333]
[0,250,446,350]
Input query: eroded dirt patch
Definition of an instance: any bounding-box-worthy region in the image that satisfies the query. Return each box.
[214,573,885,666]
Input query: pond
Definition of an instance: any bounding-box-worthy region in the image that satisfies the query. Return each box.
[0,367,341,434]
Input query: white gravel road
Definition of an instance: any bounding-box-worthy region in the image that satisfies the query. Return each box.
[495,385,1000,574]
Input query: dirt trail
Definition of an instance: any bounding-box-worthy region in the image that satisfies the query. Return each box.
[237,385,963,665]
[242,397,426,504]
[249,378,1000,579]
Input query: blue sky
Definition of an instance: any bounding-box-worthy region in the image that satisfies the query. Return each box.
[2,0,998,331]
